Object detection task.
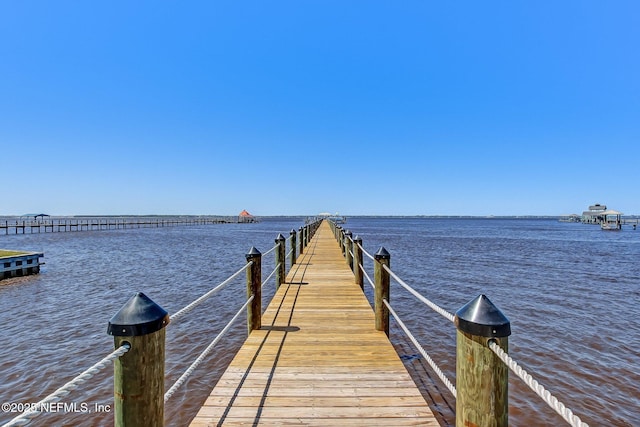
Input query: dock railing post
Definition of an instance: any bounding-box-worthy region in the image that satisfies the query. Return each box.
[298,227,304,255]
[304,224,309,247]
[245,247,262,334]
[107,292,169,427]
[374,247,391,336]
[344,230,353,269]
[289,229,297,267]
[353,236,363,290]
[275,234,286,289]
[454,294,511,427]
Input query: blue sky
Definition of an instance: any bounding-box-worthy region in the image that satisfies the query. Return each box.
[1,2,638,216]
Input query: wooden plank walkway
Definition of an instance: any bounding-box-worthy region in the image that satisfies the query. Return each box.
[190,221,439,426]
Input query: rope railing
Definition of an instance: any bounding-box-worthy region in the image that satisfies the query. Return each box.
[380,259,588,426]
[379,262,588,426]
[359,263,375,290]
[329,219,590,427]
[170,262,252,324]
[262,263,279,288]
[262,242,279,257]
[382,264,455,323]
[1,344,130,427]
[383,299,457,397]
[358,243,374,261]
[165,223,324,405]
[164,295,255,402]
[488,341,589,427]
[165,222,328,406]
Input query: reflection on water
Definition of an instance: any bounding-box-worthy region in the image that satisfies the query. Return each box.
[0,217,638,426]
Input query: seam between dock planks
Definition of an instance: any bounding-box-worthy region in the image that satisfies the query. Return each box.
[190,221,439,426]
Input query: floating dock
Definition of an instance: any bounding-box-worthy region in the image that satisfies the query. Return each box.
[190,221,438,426]
[0,251,44,280]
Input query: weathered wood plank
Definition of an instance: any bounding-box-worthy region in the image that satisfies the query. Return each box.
[191,417,439,426]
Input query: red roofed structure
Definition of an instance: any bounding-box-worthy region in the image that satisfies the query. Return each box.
[238,210,257,223]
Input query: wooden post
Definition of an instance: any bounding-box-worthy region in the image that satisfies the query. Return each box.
[344,230,353,269]
[353,236,363,290]
[107,292,169,427]
[275,234,286,289]
[455,294,511,427]
[289,229,297,267]
[374,247,391,336]
[298,227,304,255]
[245,247,262,334]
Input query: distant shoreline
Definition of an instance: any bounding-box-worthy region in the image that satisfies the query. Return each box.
[2,214,638,219]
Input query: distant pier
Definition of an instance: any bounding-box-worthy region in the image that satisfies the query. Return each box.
[0,216,243,235]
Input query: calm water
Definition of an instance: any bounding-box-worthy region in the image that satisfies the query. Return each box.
[0,217,638,426]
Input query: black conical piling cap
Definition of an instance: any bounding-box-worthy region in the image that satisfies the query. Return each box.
[107,292,169,337]
[455,294,511,338]
[246,246,261,260]
[345,230,352,236]
[290,229,296,235]
[275,233,286,242]
[354,235,362,243]
[374,247,391,260]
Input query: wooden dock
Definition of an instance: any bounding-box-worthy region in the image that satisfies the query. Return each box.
[190,221,438,426]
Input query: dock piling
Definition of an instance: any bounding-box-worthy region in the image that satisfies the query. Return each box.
[107,292,169,427]
[374,247,391,336]
[298,227,304,255]
[304,225,309,247]
[344,230,353,270]
[245,247,262,334]
[275,234,286,289]
[289,229,297,266]
[455,294,511,427]
[353,235,363,290]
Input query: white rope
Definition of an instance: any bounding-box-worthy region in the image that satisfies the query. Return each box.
[164,296,254,402]
[285,248,293,259]
[262,243,278,257]
[488,341,589,427]
[2,344,130,427]
[262,263,279,288]
[358,243,374,261]
[171,262,251,323]
[360,263,375,290]
[383,299,457,398]
[383,264,455,323]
